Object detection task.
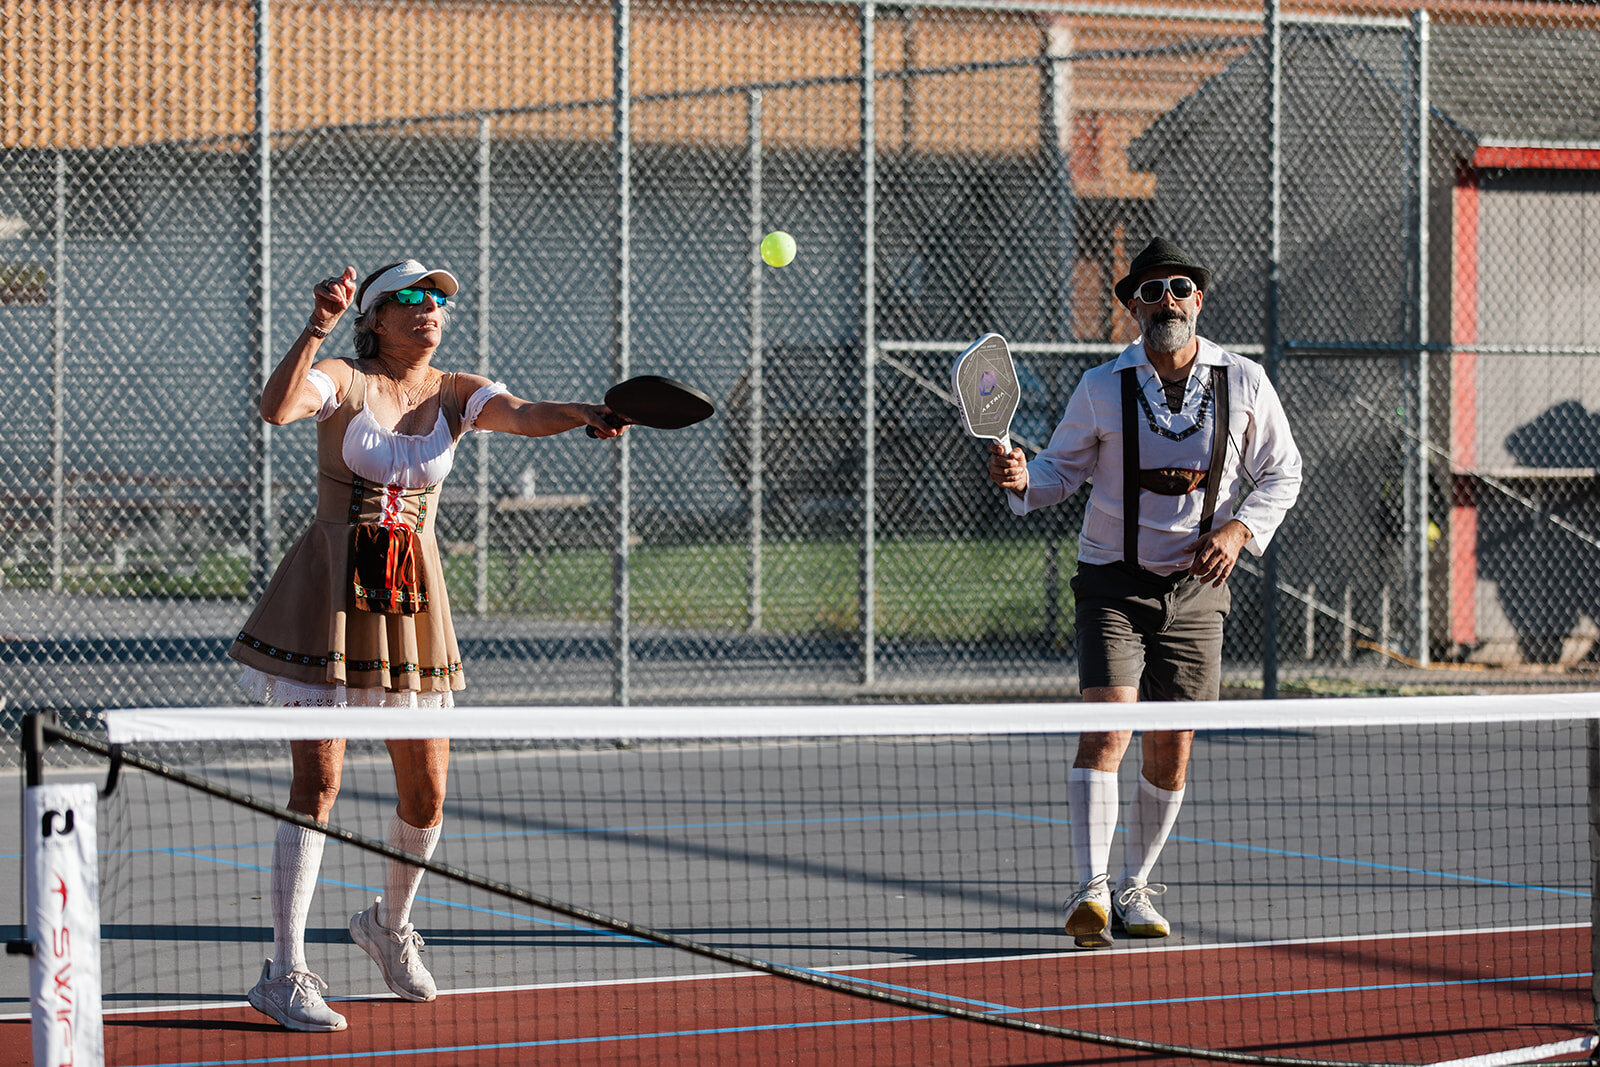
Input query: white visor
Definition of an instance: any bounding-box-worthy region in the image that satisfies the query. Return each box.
[356,259,460,316]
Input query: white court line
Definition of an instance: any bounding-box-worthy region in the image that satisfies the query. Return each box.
[1427,1034,1597,1067]
[5,921,1585,1021]
[822,920,1592,970]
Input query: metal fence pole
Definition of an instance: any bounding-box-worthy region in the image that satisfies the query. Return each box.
[859,1,877,689]
[1041,21,1076,647]
[611,0,633,705]
[250,0,275,597]
[49,151,66,594]
[746,89,765,634]
[474,115,493,617]
[1409,9,1432,667]
[1262,0,1283,698]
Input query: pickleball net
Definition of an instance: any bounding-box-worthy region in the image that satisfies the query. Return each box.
[15,693,1600,1066]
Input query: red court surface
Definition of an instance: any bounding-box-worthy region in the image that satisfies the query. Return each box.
[2,927,1590,1066]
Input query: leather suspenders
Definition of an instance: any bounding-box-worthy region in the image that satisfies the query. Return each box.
[1199,366,1229,536]
[1121,369,1141,566]
[1119,363,1230,568]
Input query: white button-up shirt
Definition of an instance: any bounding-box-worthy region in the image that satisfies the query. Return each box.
[1009,337,1302,576]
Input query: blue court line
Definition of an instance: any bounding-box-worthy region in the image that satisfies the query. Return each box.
[121,969,1593,1067]
[1013,969,1592,1016]
[22,809,982,865]
[784,968,1598,1022]
[10,795,1596,903]
[134,847,1025,1007]
[146,847,620,936]
[122,840,1595,1017]
[989,809,1589,898]
[794,970,1017,1010]
[119,801,1585,914]
[129,1014,914,1067]
[450,806,1590,898]
[442,808,981,841]
[130,841,1598,1010]
[11,808,993,865]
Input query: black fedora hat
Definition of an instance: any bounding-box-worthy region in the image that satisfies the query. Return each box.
[1114,237,1212,305]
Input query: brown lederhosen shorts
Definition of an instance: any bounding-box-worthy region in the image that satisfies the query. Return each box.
[1071,560,1230,701]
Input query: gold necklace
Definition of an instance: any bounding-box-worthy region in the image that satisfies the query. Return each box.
[385,369,433,412]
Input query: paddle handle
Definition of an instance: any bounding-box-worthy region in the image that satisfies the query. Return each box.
[585,413,629,439]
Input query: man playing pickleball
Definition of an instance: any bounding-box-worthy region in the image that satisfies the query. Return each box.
[987,237,1303,948]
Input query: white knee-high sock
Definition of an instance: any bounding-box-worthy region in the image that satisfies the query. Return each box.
[381,813,441,931]
[270,823,326,979]
[1119,776,1186,884]
[1067,768,1119,884]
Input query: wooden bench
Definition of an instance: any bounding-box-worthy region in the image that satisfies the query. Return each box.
[0,471,247,571]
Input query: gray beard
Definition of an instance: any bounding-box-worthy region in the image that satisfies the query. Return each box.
[1145,315,1195,354]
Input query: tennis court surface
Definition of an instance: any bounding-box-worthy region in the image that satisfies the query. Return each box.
[2,694,1593,1065]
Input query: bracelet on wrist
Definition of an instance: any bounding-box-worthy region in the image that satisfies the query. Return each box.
[305,319,333,339]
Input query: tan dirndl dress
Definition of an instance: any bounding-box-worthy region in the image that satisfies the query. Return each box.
[229,369,466,707]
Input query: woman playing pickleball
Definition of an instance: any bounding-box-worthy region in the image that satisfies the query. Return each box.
[232,260,624,1032]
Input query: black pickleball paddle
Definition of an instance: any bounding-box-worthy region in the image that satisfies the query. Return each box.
[586,374,716,438]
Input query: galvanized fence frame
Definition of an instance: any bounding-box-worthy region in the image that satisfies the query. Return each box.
[7,1,1599,714]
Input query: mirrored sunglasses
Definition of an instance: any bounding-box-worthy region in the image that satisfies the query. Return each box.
[1134,276,1198,303]
[389,287,449,307]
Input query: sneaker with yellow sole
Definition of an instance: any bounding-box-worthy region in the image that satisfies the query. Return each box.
[1062,873,1114,949]
[1111,877,1171,938]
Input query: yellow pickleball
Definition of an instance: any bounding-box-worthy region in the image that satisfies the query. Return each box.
[760,230,796,268]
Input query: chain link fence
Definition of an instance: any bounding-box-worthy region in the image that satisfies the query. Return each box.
[3,1,1600,726]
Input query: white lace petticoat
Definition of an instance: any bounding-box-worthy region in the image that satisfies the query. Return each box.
[236,666,455,709]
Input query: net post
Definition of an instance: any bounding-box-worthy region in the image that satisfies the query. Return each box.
[1589,717,1600,1037]
[21,710,51,788]
[6,711,54,957]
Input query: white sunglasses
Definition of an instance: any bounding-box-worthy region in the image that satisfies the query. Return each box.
[1134,276,1199,303]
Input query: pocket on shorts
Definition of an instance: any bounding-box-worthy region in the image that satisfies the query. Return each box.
[1175,573,1231,620]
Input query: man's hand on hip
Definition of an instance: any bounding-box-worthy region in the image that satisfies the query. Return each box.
[1183,519,1252,587]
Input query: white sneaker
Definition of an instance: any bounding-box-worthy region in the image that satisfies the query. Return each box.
[1112,877,1171,938]
[350,897,437,1002]
[247,958,348,1032]
[1062,873,1113,949]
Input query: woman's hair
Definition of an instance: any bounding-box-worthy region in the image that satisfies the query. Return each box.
[352,314,380,360]
[350,291,452,360]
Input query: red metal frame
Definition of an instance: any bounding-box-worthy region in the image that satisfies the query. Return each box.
[1449,143,1600,650]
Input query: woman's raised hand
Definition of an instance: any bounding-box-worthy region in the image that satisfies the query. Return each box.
[312,266,358,326]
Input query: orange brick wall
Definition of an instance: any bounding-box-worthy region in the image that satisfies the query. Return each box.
[4,1,1055,153]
